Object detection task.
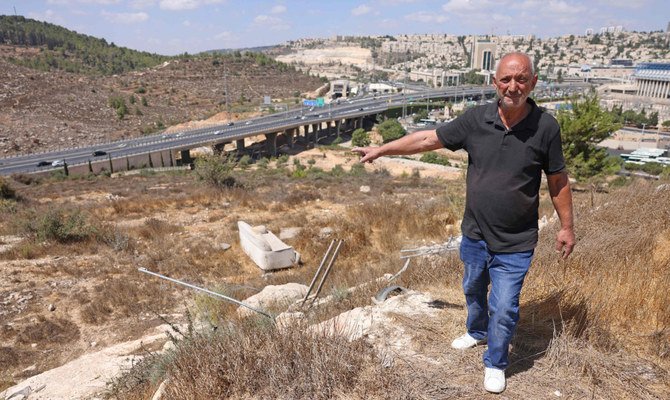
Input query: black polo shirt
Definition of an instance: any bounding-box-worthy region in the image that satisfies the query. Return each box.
[436,98,565,253]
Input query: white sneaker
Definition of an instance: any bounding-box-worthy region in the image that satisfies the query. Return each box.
[450,333,486,349]
[484,367,506,393]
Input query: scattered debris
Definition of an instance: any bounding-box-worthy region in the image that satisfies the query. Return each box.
[301,239,344,306]
[400,236,461,259]
[373,285,410,305]
[138,268,273,319]
[238,221,301,271]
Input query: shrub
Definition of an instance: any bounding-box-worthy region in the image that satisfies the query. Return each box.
[109,96,128,119]
[419,151,451,166]
[195,154,238,189]
[349,162,366,176]
[257,157,269,169]
[351,128,371,147]
[276,154,289,166]
[22,208,96,243]
[377,120,406,143]
[238,155,252,169]
[0,177,16,199]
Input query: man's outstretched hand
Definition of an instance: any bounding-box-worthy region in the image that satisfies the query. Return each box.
[555,227,575,259]
[351,146,382,163]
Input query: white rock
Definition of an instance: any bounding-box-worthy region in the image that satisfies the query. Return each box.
[275,311,306,330]
[151,379,169,400]
[309,291,441,364]
[237,283,308,318]
[359,185,371,193]
[279,227,302,240]
[319,227,334,238]
[48,303,56,312]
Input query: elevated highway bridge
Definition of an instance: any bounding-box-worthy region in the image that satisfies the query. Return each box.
[0,83,587,176]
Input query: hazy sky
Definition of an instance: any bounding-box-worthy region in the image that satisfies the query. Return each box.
[7,0,669,55]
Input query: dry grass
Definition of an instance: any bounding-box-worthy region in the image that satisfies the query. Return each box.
[2,158,669,399]
[526,180,670,357]
[109,318,412,400]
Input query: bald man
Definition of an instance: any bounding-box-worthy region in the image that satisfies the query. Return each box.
[352,52,575,394]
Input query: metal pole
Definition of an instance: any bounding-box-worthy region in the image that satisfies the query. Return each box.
[138,267,273,319]
[301,239,335,306]
[310,239,344,305]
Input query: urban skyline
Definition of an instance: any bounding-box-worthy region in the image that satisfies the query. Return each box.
[6,0,670,55]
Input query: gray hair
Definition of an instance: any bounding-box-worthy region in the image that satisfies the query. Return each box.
[495,52,535,76]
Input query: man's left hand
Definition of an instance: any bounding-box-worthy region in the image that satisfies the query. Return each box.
[555,227,575,259]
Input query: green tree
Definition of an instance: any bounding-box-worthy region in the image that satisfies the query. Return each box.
[557,93,622,181]
[377,120,406,143]
[351,128,371,147]
[413,109,429,123]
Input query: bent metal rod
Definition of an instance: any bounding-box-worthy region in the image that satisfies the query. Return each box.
[138,267,273,320]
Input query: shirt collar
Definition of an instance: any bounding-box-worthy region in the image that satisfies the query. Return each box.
[485,98,539,131]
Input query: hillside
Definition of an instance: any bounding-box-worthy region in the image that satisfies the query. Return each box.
[0,152,668,399]
[0,48,323,157]
[0,15,168,75]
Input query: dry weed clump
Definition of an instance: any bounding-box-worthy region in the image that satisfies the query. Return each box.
[16,316,80,345]
[112,319,409,400]
[526,180,670,359]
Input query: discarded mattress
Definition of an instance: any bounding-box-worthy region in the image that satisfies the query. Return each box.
[238,221,300,271]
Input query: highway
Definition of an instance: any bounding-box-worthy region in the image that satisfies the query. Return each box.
[0,83,589,176]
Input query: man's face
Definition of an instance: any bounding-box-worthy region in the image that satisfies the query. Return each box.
[493,55,537,111]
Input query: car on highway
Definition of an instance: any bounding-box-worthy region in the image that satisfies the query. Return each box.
[227,122,234,126]
[245,121,252,125]
[92,150,107,157]
[36,161,51,167]
[214,130,224,135]
[51,160,65,167]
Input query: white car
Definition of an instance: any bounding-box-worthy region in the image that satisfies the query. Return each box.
[51,160,65,167]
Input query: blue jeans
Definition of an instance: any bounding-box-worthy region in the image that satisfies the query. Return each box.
[459,236,534,370]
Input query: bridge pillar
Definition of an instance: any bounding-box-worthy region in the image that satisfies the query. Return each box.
[285,128,295,148]
[336,120,342,138]
[179,150,192,166]
[236,139,246,152]
[265,132,277,157]
[311,124,319,147]
[358,117,364,130]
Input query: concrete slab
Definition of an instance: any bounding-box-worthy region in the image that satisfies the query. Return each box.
[238,221,300,271]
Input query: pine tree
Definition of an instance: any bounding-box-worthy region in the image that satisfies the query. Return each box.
[557,93,622,181]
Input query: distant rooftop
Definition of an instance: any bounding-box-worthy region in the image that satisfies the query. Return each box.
[634,63,670,82]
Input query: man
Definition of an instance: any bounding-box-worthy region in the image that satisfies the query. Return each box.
[352,52,575,394]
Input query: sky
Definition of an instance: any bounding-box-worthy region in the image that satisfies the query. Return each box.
[6,0,669,56]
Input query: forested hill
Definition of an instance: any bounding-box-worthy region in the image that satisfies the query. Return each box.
[0,15,168,75]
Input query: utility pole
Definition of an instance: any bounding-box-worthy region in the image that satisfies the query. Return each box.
[224,59,231,122]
